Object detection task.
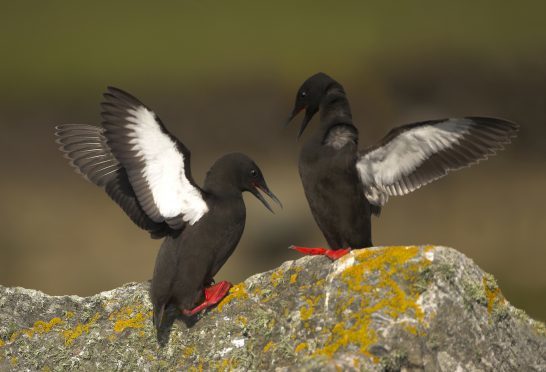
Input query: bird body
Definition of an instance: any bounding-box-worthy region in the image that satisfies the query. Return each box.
[298,122,373,249]
[56,88,280,332]
[288,72,518,258]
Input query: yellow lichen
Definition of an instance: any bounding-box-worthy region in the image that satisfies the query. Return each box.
[270,269,284,287]
[182,345,196,358]
[24,317,63,338]
[237,315,248,326]
[300,295,322,321]
[0,339,4,347]
[65,311,74,319]
[313,246,431,358]
[483,274,505,314]
[62,313,100,346]
[10,357,17,366]
[216,283,248,312]
[108,306,151,333]
[263,341,275,352]
[189,363,204,372]
[9,331,20,343]
[290,273,298,284]
[295,342,308,352]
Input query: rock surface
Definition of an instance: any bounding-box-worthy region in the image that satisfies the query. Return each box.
[0,246,545,371]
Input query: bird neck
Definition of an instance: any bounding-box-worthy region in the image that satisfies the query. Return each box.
[318,84,354,133]
[203,169,243,199]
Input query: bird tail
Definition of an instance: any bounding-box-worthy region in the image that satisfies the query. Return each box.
[153,302,167,332]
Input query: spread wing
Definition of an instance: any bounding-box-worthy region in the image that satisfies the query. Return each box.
[100,87,208,230]
[356,117,518,208]
[55,124,169,237]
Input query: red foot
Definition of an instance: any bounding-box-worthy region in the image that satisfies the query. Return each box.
[289,246,351,261]
[182,281,232,316]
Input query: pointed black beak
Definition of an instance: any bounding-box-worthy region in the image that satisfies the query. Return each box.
[286,106,304,127]
[286,105,315,139]
[251,182,282,213]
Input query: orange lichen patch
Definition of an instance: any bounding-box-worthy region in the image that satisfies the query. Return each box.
[24,317,63,338]
[263,341,275,352]
[314,246,430,358]
[62,313,100,346]
[109,307,151,333]
[217,283,248,312]
[295,342,308,353]
[290,273,298,284]
[483,275,505,314]
[270,269,284,287]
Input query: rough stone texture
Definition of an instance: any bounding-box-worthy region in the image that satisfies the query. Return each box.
[0,246,544,371]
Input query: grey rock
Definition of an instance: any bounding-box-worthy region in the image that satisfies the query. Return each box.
[0,246,544,371]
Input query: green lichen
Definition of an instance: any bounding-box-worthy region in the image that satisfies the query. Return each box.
[380,350,409,372]
[463,279,487,307]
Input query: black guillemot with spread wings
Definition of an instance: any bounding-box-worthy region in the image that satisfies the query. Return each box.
[287,72,518,260]
[55,87,281,330]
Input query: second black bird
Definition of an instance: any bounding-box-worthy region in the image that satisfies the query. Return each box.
[287,72,518,260]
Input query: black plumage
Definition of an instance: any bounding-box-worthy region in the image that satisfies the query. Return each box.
[287,72,518,259]
[56,87,281,332]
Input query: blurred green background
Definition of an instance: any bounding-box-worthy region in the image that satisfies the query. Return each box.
[0,2,544,321]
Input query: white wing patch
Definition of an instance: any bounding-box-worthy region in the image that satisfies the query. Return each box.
[357,119,471,206]
[127,106,208,225]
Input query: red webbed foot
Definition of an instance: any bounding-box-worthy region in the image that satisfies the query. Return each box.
[182,281,232,316]
[289,245,351,261]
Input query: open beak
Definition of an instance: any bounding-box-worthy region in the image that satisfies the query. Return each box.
[251,182,282,213]
[286,105,314,139]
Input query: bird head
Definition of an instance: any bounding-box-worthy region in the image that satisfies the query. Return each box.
[287,72,336,138]
[211,153,282,213]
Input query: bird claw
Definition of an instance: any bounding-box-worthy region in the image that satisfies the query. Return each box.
[182,281,232,316]
[289,245,351,261]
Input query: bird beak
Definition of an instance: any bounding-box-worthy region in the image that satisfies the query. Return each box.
[286,106,304,127]
[297,110,314,139]
[286,105,315,139]
[251,182,282,213]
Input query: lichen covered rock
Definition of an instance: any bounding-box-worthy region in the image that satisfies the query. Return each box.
[0,246,544,371]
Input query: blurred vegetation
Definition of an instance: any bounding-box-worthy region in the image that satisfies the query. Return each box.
[0,1,544,321]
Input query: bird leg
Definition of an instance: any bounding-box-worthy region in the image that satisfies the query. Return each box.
[182,281,232,316]
[289,245,351,261]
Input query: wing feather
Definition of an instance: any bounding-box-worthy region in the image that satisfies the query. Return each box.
[55,124,169,237]
[100,87,208,228]
[357,117,518,206]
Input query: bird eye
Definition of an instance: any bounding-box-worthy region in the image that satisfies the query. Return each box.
[250,169,258,177]
[300,91,307,97]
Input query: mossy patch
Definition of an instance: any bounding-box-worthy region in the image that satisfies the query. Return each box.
[313,246,431,358]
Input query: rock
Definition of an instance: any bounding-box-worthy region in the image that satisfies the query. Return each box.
[0,246,544,371]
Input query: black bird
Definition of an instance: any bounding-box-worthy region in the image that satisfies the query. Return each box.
[287,72,518,260]
[55,87,281,331]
